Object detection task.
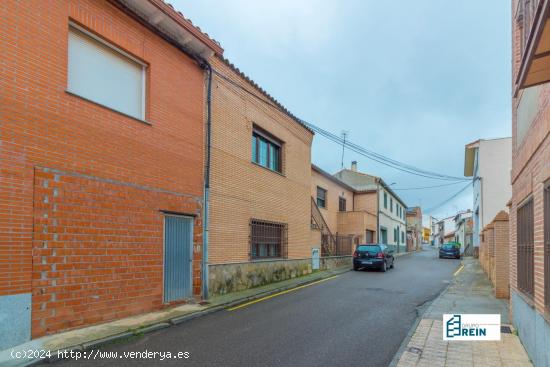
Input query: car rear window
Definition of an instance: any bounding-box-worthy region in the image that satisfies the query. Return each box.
[357,245,381,253]
[441,244,455,250]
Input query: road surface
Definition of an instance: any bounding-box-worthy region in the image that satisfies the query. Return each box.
[55,246,459,367]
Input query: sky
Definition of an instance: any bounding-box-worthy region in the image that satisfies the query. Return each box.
[175,0,512,220]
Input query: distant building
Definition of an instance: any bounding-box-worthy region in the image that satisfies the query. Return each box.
[464,138,512,254]
[434,216,457,247]
[334,162,408,252]
[422,227,430,243]
[406,207,423,251]
[454,211,473,255]
[310,164,377,255]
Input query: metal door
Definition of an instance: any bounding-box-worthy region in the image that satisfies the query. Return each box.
[312,248,320,270]
[164,215,193,302]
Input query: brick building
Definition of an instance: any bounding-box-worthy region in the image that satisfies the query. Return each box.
[206,56,315,296]
[510,0,550,365]
[0,0,223,349]
[310,164,377,254]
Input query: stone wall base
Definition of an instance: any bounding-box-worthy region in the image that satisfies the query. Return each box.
[208,256,351,297]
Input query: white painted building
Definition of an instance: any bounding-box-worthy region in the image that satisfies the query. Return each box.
[464,138,512,249]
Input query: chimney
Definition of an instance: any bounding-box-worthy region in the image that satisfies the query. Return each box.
[351,161,358,172]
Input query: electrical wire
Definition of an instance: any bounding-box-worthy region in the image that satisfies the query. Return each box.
[424,182,472,213]
[393,181,466,191]
[211,67,471,182]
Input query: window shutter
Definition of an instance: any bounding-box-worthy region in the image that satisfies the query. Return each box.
[68,27,144,119]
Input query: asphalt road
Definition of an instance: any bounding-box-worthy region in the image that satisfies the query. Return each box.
[55,246,459,367]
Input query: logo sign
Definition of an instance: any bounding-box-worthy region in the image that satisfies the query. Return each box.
[443,314,501,341]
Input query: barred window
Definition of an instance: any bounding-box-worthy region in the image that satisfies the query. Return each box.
[517,198,534,298]
[250,220,287,259]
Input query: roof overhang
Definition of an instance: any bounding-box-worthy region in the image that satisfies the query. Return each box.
[115,0,223,60]
[515,0,550,95]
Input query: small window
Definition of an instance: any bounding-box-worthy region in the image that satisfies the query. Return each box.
[317,186,327,208]
[384,192,388,209]
[67,24,146,119]
[390,198,393,213]
[250,219,287,259]
[401,231,405,243]
[339,197,347,212]
[252,128,282,173]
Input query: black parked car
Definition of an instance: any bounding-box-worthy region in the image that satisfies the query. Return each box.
[353,244,395,272]
[439,243,461,259]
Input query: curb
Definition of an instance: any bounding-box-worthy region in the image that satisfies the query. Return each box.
[22,266,350,365]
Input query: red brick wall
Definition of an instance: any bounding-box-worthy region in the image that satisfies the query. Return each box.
[494,218,510,299]
[511,0,550,315]
[1,0,205,336]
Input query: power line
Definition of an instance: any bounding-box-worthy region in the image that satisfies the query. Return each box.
[211,66,471,182]
[393,181,466,191]
[424,182,472,213]
[303,122,470,181]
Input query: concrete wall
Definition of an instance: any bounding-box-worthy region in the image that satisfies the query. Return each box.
[511,292,550,367]
[479,138,512,227]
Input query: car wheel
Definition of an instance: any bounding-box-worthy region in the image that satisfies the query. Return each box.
[353,265,359,271]
[439,255,442,259]
[390,260,394,269]
[381,261,387,272]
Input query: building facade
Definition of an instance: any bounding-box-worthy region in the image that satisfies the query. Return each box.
[510,1,550,365]
[464,138,512,251]
[335,162,408,252]
[311,164,378,252]
[206,56,315,296]
[0,0,223,349]
[454,211,473,255]
[406,207,423,251]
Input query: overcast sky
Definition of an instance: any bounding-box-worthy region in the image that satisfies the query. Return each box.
[175,0,512,219]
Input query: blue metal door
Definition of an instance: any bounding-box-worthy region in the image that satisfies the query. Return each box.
[164,215,193,302]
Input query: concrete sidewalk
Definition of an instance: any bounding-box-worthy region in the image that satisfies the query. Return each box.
[394,258,532,367]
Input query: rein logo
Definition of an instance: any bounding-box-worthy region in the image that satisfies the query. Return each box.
[443,314,501,341]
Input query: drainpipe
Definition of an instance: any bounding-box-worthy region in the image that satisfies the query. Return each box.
[201,60,213,299]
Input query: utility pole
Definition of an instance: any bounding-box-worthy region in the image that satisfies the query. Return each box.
[341,131,348,168]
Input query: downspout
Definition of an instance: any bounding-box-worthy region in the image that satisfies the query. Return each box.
[201,60,213,299]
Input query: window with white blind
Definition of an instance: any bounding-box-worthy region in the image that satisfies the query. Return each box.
[67,24,146,120]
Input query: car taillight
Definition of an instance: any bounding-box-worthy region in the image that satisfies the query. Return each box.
[376,252,384,258]
[353,251,358,258]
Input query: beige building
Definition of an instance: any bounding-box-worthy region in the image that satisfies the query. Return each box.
[311,165,377,254]
[206,56,315,296]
